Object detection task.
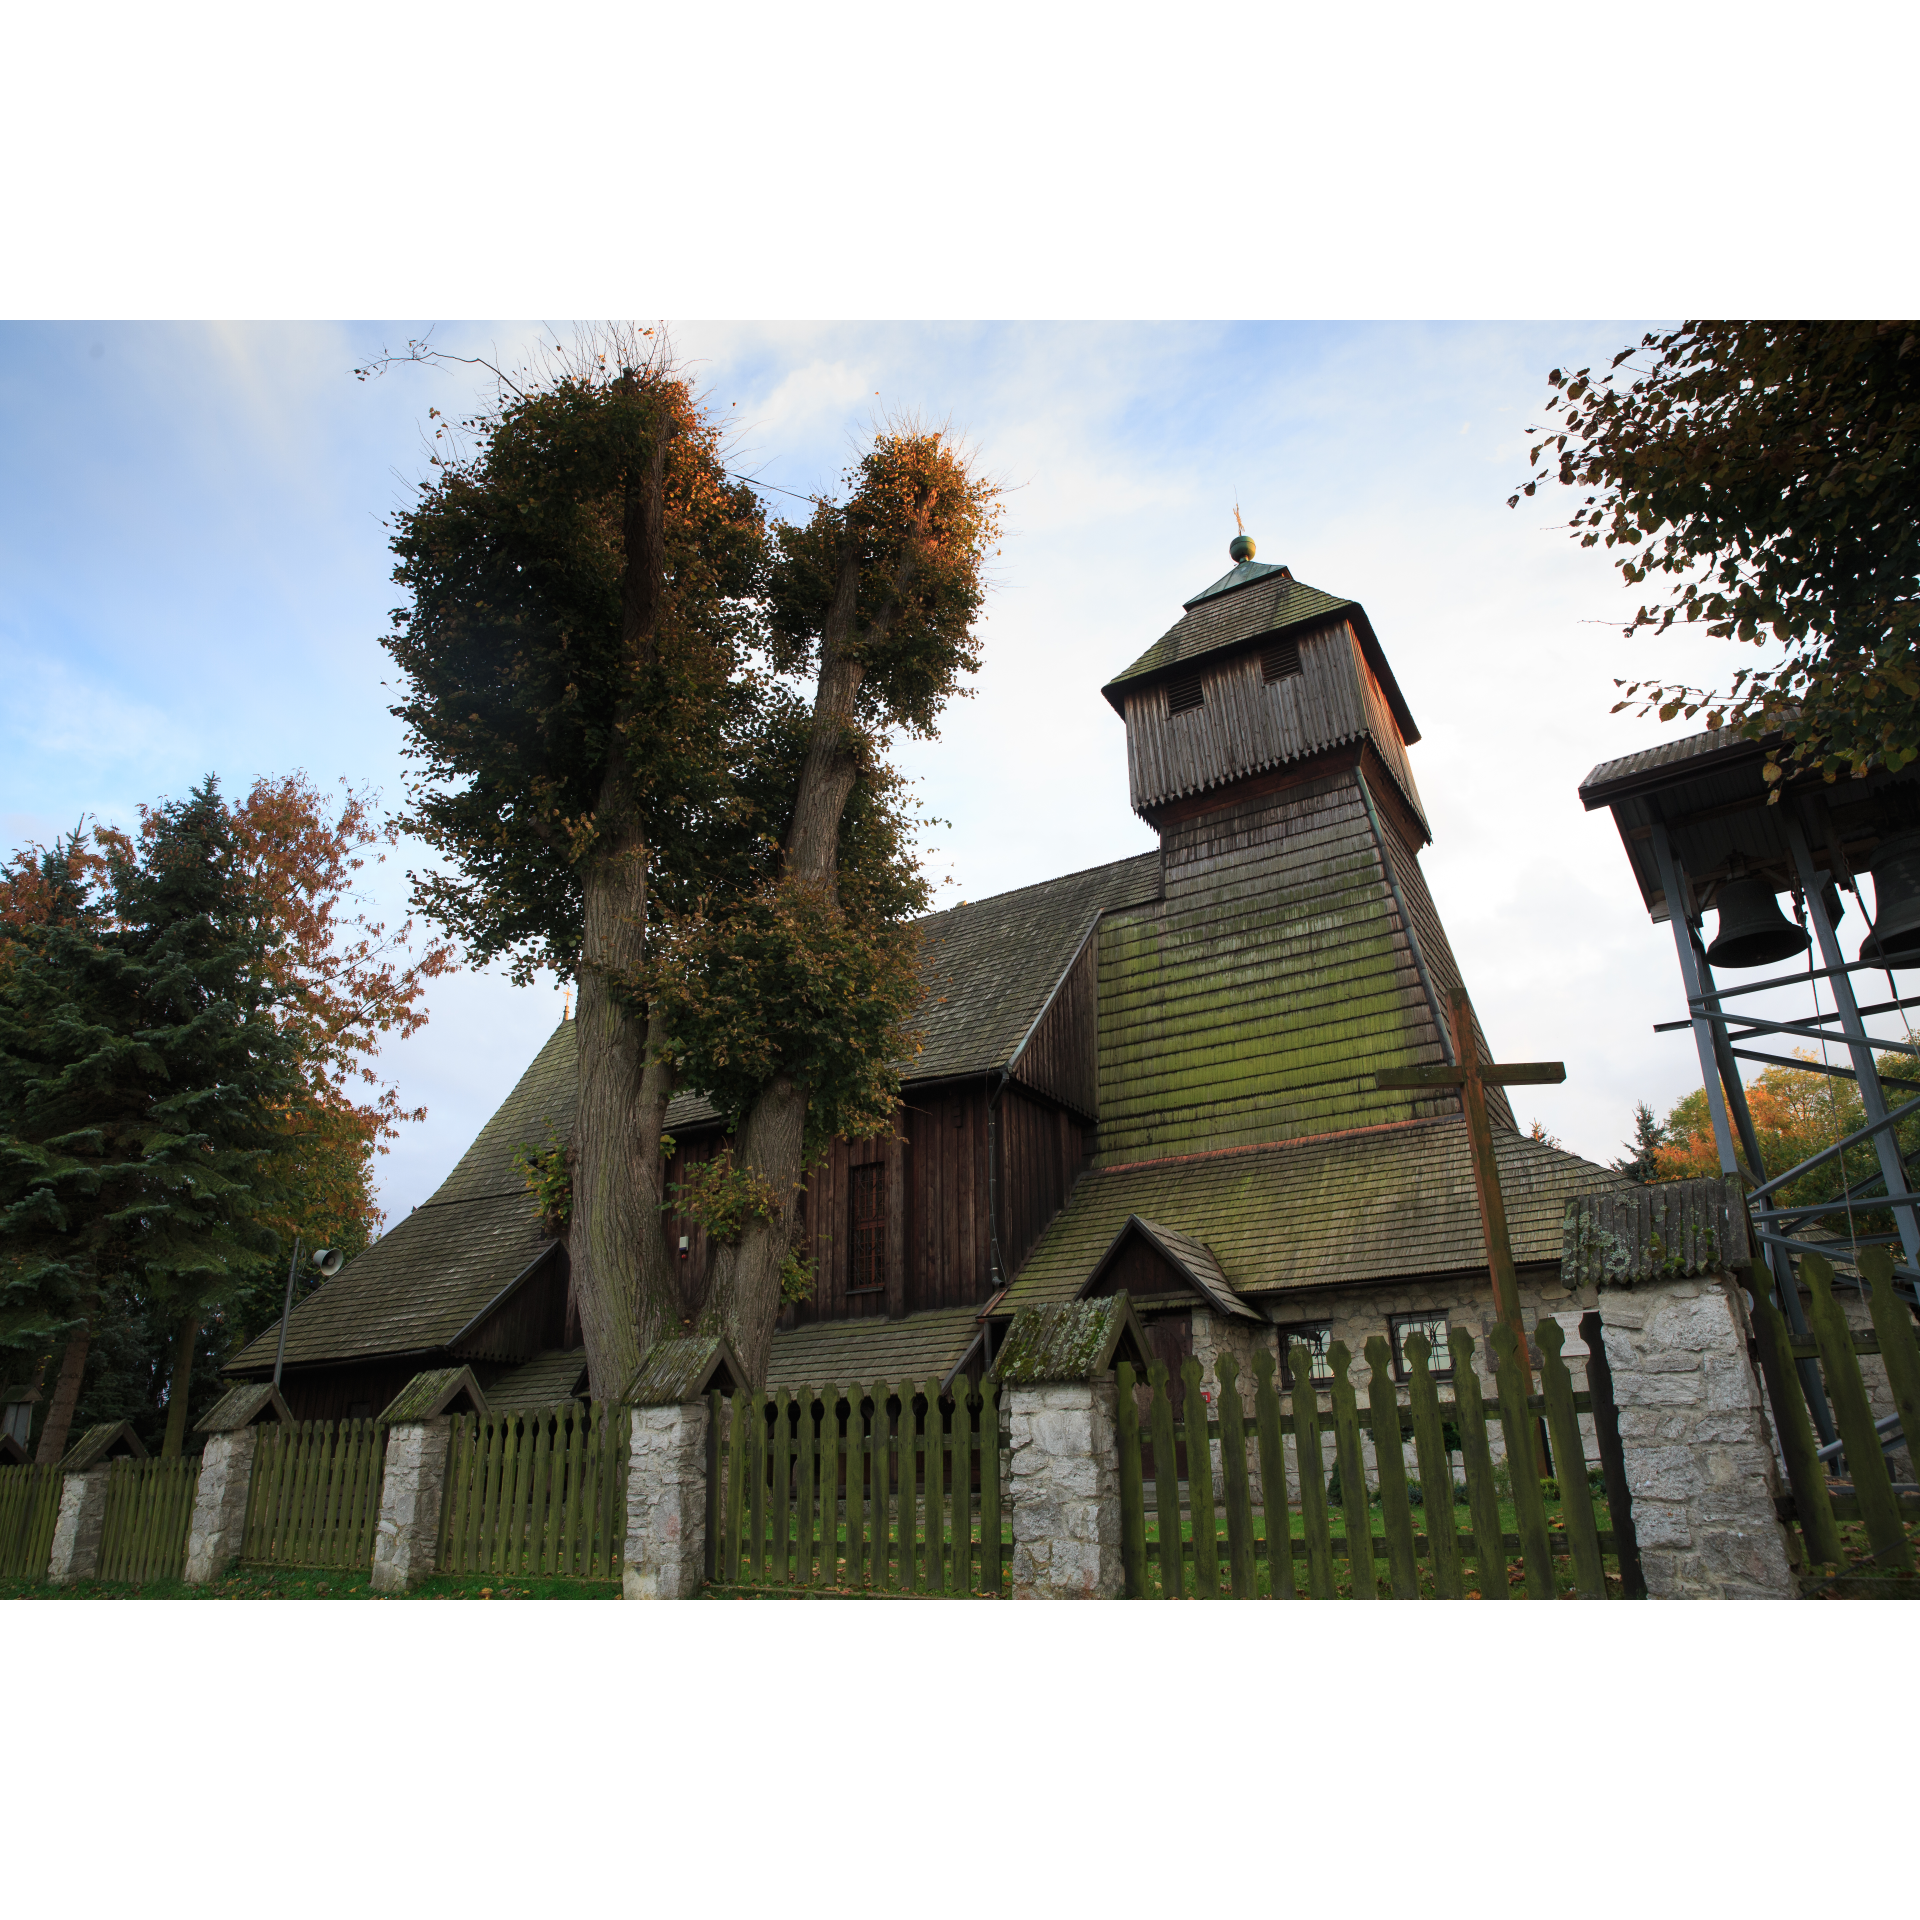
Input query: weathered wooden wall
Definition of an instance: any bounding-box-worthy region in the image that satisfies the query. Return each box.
[997,1083,1091,1282]
[1082,1232,1185,1301]
[450,1248,572,1365]
[1009,929,1098,1118]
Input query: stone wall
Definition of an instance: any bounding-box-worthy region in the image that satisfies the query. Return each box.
[623,1402,709,1600]
[1177,1269,1602,1503]
[1006,1381,1122,1599]
[1599,1273,1795,1598]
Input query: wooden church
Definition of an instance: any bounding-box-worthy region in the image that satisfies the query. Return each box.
[227,536,1625,1417]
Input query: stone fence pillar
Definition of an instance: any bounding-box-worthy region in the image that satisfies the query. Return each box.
[45,1467,111,1585]
[619,1332,743,1599]
[624,1403,710,1599]
[184,1382,291,1585]
[992,1297,1150,1600]
[371,1418,452,1593]
[1566,1177,1795,1599]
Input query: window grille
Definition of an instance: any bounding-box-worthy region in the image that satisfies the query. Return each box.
[848,1164,886,1294]
[1275,1323,1333,1388]
[1262,636,1302,682]
[1165,669,1204,716]
[1390,1312,1454,1380]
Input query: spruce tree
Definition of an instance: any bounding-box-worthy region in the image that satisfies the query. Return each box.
[0,781,303,1456]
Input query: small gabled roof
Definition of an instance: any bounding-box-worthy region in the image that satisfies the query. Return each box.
[625,1334,744,1406]
[195,1382,292,1435]
[1100,567,1419,744]
[991,1296,1152,1384]
[379,1366,490,1424]
[58,1421,148,1472]
[764,1306,984,1394]
[1084,1215,1264,1321]
[1563,1176,1752,1287]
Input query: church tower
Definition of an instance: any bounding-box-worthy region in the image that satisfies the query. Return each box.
[1087,534,1512,1165]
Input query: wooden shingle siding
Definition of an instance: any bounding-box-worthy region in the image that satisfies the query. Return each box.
[1122,621,1428,823]
[1093,773,1456,1166]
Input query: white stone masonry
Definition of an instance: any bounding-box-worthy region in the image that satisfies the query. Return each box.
[623,1402,710,1599]
[371,1418,452,1594]
[1601,1274,1795,1599]
[1007,1380,1123,1599]
[184,1427,260,1585]
[45,1466,110,1585]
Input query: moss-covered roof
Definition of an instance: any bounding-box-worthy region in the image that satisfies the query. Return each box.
[485,1349,590,1411]
[195,1382,290,1434]
[378,1365,490,1424]
[764,1306,983,1392]
[625,1334,743,1405]
[1005,1114,1628,1311]
[991,1297,1151,1383]
[1562,1176,1751,1287]
[57,1420,147,1472]
[1101,570,1418,744]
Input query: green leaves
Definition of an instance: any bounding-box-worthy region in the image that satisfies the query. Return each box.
[1515,322,1920,781]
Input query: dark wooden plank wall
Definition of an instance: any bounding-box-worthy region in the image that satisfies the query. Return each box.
[1083,1232,1185,1301]
[1010,930,1098,1119]
[904,1081,992,1313]
[785,1128,895,1328]
[450,1249,571,1364]
[274,1357,429,1424]
[997,1083,1091,1282]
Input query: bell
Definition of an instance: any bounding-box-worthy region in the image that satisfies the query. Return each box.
[1706,877,1811,969]
[1859,830,1920,965]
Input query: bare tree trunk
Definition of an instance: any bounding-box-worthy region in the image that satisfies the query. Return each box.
[707,549,905,1383]
[34,1297,95,1465]
[161,1311,199,1458]
[565,423,682,1402]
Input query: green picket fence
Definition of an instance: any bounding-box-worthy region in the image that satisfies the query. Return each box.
[96,1455,200,1585]
[1117,1318,1635,1599]
[437,1400,629,1580]
[707,1380,1006,1595]
[0,1463,64,1580]
[1747,1247,1920,1590]
[242,1418,385,1570]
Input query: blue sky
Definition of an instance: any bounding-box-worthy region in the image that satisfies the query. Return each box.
[1,316,1763,1216]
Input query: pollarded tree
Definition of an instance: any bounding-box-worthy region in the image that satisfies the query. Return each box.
[380,335,770,1398]
[379,331,1000,1391]
[664,429,1001,1385]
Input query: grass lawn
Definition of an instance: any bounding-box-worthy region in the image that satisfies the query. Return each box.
[0,1567,620,1600]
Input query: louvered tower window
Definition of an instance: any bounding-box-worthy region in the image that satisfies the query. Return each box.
[1165,669,1204,716]
[1262,636,1302,682]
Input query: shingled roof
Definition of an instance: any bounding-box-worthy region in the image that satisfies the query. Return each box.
[1003,1114,1628,1311]
[764,1306,984,1391]
[1100,568,1419,745]
[910,852,1160,1082]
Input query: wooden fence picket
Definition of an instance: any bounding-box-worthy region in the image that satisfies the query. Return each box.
[1402,1332,1462,1597]
[1861,1250,1920,1500]
[97,1456,198,1585]
[980,1378,1002,1598]
[1179,1356,1218,1597]
[1802,1253,1912,1570]
[1147,1359,1182,1598]
[1289,1344,1336,1599]
[1250,1352,1293,1599]
[1116,1361,1147,1597]
[1491,1325,1556,1598]
[1448,1328,1506,1598]
[1214,1354,1255,1598]
[0,1464,64,1580]
[1327,1343,1375,1600]
[1537,1320,1606,1598]
[1364,1337,1421,1599]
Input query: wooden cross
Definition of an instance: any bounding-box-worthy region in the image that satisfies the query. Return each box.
[1376,987,1564,1436]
